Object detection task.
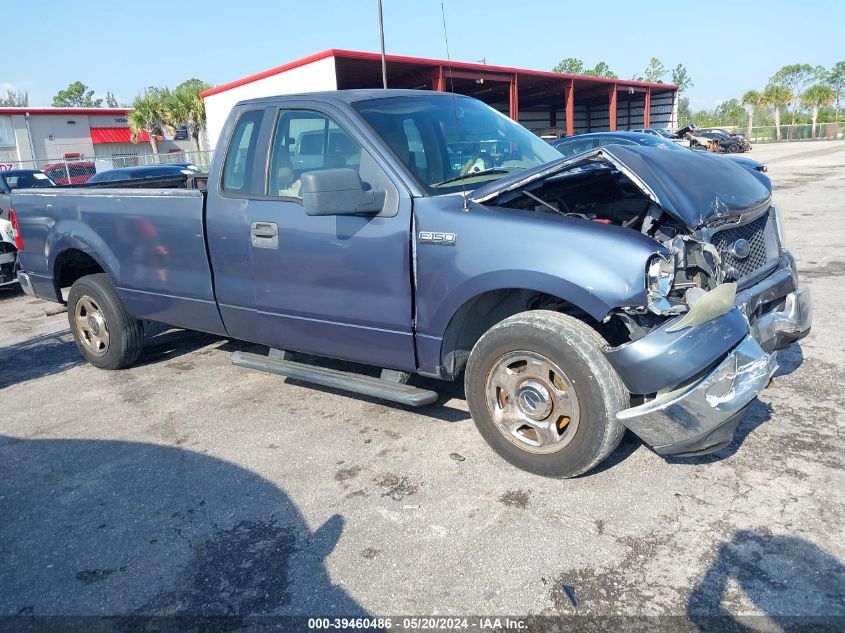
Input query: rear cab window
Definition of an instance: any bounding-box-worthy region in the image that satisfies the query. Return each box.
[222,109,265,195]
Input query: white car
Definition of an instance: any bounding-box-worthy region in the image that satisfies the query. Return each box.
[0,217,19,286]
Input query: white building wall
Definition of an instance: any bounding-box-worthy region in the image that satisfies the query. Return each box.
[26,114,96,163]
[203,56,338,150]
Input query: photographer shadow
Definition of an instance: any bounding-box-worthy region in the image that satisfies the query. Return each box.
[0,436,367,627]
[687,529,845,631]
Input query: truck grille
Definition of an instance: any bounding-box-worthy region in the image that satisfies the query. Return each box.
[711,210,779,286]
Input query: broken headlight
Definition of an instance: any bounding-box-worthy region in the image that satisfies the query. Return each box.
[646,253,675,314]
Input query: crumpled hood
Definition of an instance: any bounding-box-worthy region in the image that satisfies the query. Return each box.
[470,145,772,229]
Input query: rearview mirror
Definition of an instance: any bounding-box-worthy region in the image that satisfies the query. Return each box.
[301,168,385,216]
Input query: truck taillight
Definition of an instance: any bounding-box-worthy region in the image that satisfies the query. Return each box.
[8,209,23,251]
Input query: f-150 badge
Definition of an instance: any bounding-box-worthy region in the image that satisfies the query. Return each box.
[419,231,456,245]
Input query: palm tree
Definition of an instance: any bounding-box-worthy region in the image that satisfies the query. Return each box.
[741,90,762,136]
[762,84,793,141]
[801,84,835,139]
[166,79,212,153]
[129,88,170,155]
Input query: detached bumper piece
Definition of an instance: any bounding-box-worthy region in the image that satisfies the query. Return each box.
[749,287,811,353]
[617,336,776,456]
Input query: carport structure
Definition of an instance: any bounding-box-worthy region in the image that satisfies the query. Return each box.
[201,49,678,148]
[333,50,677,136]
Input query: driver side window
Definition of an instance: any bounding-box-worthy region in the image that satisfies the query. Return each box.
[267,109,362,199]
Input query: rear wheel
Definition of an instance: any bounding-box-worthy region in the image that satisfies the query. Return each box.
[67,273,144,369]
[464,310,628,477]
[727,143,741,153]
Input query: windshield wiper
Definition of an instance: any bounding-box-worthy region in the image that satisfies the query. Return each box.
[432,168,512,187]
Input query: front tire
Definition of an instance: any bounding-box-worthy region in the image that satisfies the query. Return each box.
[464,311,627,477]
[67,273,144,369]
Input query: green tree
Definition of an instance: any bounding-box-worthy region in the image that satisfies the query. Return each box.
[770,64,819,126]
[762,84,793,141]
[714,99,746,127]
[677,97,691,125]
[671,64,693,93]
[0,88,28,106]
[552,58,584,74]
[741,90,762,135]
[637,57,667,83]
[166,78,212,152]
[129,88,171,155]
[104,92,119,108]
[583,61,617,78]
[826,60,845,121]
[52,81,102,107]
[801,84,835,139]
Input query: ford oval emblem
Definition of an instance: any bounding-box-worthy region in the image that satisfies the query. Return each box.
[730,238,751,259]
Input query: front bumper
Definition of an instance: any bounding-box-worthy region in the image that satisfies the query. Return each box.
[617,336,776,455]
[607,250,810,456]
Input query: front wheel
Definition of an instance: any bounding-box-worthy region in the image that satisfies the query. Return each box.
[67,273,144,369]
[464,311,628,477]
[727,143,741,153]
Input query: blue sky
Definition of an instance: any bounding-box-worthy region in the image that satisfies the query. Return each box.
[4,0,843,110]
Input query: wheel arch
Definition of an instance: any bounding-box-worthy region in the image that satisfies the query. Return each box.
[52,246,109,302]
[433,282,608,379]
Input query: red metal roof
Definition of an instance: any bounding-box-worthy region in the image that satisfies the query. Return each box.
[90,127,149,144]
[199,48,677,98]
[0,107,131,116]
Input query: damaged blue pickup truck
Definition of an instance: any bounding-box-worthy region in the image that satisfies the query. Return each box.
[10,89,811,477]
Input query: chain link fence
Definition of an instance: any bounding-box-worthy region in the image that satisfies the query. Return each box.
[0,150,214,185]
[738,123,843,144]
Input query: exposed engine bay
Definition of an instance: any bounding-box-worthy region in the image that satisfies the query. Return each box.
[491,160,782,343]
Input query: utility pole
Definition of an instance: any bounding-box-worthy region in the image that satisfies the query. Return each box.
[378,0,387,88]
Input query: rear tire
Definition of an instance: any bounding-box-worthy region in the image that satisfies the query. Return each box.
[67,273,144,370]
[464,310,627,478]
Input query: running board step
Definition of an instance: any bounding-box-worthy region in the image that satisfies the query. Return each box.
[230,351,439,407]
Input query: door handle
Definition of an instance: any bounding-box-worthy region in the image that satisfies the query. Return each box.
[251,221,279,249]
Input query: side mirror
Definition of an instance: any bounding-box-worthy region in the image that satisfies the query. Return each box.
[301,168,385,216]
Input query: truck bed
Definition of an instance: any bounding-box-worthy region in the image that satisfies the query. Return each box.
[13,186,225,334]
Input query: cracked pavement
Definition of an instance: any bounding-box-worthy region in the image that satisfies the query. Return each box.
[1,141,843,625]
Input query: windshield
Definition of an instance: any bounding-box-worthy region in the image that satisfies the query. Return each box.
[353,95,562,194]
[2,171,56,189]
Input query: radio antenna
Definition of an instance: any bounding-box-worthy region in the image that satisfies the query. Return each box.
[378,0,388,88]
[440,2,469,210]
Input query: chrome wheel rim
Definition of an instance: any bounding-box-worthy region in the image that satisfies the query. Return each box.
[485,350,580,454]
[74,295,110,357]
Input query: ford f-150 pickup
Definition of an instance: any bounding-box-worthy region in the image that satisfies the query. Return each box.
[10,89,811,477]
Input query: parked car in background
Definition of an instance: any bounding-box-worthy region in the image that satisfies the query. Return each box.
[549,132,767,172]
[631,127,691,147]
[12,90,809,477]
[1,169,55,218]
[632,127,673,139]
[702,128,752,152]
[691,130,749,153]
[86,164,202,184]
[41,162,96,185]
[1,170,55,284]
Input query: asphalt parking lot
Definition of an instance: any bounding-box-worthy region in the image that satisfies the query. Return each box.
[1,141,843,627]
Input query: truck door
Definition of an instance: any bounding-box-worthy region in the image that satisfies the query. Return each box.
[207,105,416,371]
